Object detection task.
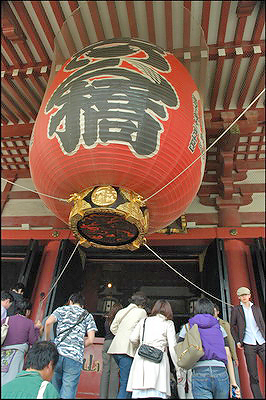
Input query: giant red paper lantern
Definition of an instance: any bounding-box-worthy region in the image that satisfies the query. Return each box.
[29,38,206,250]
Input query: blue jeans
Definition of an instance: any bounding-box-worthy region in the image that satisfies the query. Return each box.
[192,366,229,399]
[52,355,82,399]
[113,354,133,399]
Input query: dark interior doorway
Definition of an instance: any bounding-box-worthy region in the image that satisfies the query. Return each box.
[1,240,43,299]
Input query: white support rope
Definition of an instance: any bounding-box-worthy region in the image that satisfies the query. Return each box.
[41,241,80,305]
[144,88,265,202]
[1,178,69,202]
[144,243,234,307]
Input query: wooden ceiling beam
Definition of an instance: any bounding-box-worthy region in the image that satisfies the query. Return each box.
[1,54,10,70]
[107,1,121,38]
[31,1,55,51]
[210,56,225,109]
[1,104,19,124]
[217,0,231,46]
[1,169,31,179]
[26,71,46,99]
[1,216,67,229]
[1,89,30,123]
[125,1,138,38]
[1,123,34,138]
[2,62,52,75]
[201,0,211,44]
[1,35,23,67]
[68,1,91,47]
[1,1,26,43]
[49,1,77,57]
[87,1,105,41]
[251,2,265,43]
[251,70,265,107]
[183,1,191,50]
[237,52,261,108]
[2,76,37,120]
[1,115,8,125]
[165,1,173,51]
[223,53,242,109]
[145,1,156,44]
[13,73,41,109]
[16,40,36,65]
[7,191,39,200]
[12,1,50,63]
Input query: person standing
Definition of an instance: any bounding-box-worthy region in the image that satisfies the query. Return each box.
[1,291,14,320]
[100,303,123,399]
[107,291,147,399]
[7,282,25,316]
[127,300,179,399]
[1,341,60,399]
[213,303,240,389]
[45,292,98,399]
[1,299,41,386]
[177,297,240,399]
[230,286,265,399]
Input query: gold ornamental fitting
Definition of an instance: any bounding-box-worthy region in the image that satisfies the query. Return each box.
[68,185,149,251]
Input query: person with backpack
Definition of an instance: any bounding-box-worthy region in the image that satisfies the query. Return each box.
[177,297,240,399]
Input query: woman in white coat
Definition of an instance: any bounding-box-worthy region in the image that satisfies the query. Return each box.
[127,299,178,399]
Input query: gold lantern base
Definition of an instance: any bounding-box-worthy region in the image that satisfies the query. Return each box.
[68,186,149,250]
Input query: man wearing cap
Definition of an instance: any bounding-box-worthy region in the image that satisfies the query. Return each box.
[230,286,265,398]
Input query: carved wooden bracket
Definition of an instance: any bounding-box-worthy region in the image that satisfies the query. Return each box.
[1,2,26,43]
[236,1,257,17]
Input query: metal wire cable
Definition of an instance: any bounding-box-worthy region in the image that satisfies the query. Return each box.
[144,88,265,202]
[144,243,234,307]
[1,177,68,202]
[40,241,80,305]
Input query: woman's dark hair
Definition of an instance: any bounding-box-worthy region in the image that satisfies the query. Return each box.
[130,291,147,307]
[150,299,173,320]
[1,290,14,302]
[194,297,215,316]
[12,282,25,293]
[15,299,31,316]
[25,341,59,370]
[68,292,85,307]
[106,303,123,326]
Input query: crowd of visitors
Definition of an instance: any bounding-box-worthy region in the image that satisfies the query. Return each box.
[1,285,265,399]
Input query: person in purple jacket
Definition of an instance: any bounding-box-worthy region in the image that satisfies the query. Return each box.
[1,298,42,386]
[177,298,240,399]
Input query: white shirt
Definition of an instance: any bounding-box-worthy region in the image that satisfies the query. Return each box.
[241,301,265,345]
[1,305,7,320]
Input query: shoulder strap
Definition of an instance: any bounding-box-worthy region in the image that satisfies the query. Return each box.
[56,310,89,345]
[141,318,147,343]
[37,380,49,399]
[5,317,9,325]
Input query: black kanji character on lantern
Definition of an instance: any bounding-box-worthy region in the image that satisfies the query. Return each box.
[45,38,179,158]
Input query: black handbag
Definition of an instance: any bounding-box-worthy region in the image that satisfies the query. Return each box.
[138,318,163,363]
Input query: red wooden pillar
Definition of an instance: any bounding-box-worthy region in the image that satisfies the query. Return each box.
[31,240,61,323]
[224,239,265,399]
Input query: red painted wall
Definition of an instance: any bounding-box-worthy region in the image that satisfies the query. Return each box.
[77,338,104,399]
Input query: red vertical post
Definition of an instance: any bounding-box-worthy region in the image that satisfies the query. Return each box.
[224,239,265,399]
[31,240,61,323]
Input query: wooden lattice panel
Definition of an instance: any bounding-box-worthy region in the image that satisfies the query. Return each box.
[1,137,30,170]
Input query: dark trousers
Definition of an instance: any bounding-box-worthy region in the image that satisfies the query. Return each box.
[244,342,265,399]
